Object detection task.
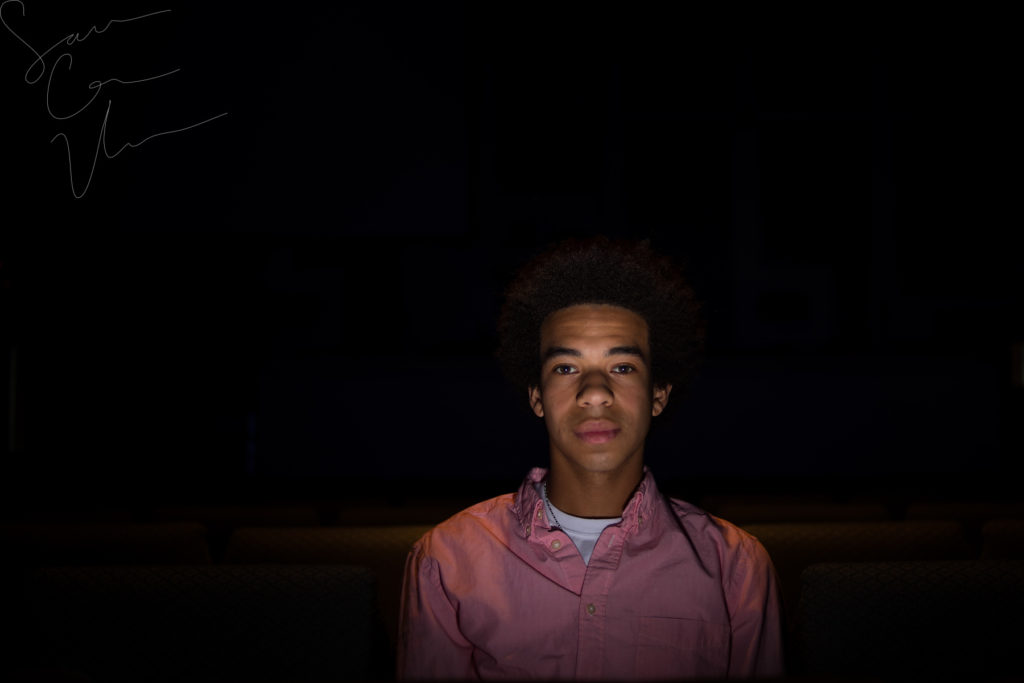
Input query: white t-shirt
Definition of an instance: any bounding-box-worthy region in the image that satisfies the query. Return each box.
[536,482,622,564]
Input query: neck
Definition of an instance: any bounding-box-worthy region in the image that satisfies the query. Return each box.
[546,463,644,518]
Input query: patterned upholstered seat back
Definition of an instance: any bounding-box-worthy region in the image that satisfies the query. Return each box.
[743,520,973,621]
[796,561,1024,679]
[21,564,376,682]
[981,518,1024,559]
[224,525,433,655]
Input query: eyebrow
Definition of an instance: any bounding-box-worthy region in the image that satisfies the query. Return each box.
[542,345,648,361]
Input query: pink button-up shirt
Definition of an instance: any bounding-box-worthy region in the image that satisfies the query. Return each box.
[399,468,783,679]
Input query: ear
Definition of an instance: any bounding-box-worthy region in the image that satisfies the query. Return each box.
[651,383,672,417]
[528,385,544,417]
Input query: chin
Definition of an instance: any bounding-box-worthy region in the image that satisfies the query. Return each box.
[571,451,639,473]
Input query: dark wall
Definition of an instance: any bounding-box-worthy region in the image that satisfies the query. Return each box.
[2,4,1020,500]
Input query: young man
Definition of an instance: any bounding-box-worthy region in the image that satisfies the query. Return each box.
[398,238,783,679]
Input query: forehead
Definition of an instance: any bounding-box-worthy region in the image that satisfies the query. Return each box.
[539,304,649,351]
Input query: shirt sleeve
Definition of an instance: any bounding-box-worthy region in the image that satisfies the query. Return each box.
[397,543,478,680]
[723,530,785,678]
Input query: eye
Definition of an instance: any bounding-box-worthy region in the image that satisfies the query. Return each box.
[611,364,635,374]
[552,364,577,375]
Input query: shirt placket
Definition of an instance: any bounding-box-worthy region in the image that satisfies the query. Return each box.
[528,501,588,591]
[575,524,627,679]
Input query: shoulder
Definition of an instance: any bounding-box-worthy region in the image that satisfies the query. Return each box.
[412,492,520,561]
[666,496,771,567]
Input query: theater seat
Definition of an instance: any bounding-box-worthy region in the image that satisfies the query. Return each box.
[152,504,321,559]
[223,524,432,658]
[906,500,1024,525]
[742,520,974,622]
[13,564,376,682]
[703,495,889,524]
[981,518,1024,559]
[0,522,212,566]
[1,523,214,681]
[795,561,1024,679]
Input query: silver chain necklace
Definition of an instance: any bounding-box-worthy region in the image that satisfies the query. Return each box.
[542,481,562,529]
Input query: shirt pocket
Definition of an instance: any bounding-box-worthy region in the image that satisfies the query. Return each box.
[633,616,730,679]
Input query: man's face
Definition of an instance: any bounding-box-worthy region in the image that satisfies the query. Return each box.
[528,304,671,480]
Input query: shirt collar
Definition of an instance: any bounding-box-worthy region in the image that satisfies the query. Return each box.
[513,466,660,536]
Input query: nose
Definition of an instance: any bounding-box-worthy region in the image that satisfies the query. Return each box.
[576,371,613,407]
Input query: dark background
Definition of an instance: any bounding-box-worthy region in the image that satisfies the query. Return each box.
[1,4,1021,509]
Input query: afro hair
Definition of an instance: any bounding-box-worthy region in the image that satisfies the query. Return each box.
[497,236,704,394]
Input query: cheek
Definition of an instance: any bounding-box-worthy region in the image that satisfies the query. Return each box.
[540,393,575,431]
[539,382,572,406]
[618,384,654,409]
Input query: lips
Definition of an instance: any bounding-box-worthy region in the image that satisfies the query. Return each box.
[574,420,620,444]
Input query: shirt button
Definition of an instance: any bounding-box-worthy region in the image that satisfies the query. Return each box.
[537,509,543,519]
[550,539,562,550]
[586,603,596,615]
